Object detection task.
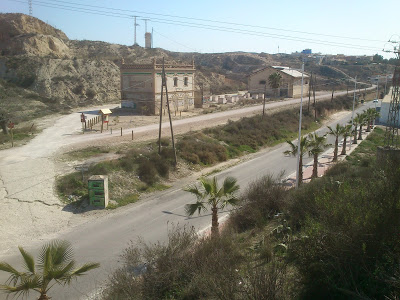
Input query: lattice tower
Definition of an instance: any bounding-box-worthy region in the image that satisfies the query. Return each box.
[28,0,32,16]
[384,47,400,148]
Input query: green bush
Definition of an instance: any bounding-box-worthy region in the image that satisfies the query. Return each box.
[230,175,287,232]
[177,133,227,165]
[137,158,158,185]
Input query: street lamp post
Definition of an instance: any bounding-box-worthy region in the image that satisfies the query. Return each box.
[350,76,357,151]
[295,62,305,188]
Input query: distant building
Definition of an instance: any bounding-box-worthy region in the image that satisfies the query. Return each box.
[120,58,195,114]
[301,49,312,54]
[247,66,309,98]
[145,32,152,49]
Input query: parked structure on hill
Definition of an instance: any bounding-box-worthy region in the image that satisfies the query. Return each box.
[120,58,195,115]
[247,66,309,98]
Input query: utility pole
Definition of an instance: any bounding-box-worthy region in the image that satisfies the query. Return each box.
[295,62,305,188]
[376,75,380,100]
[350,76,357,150]
[313,75,317,121]
[385,75,388,95]
[158,58,177,166]
[133,16,140,46]
[307,72,312,113]
[28,0,32,16]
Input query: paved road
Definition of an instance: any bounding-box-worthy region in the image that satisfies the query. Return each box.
[0,99,375,300]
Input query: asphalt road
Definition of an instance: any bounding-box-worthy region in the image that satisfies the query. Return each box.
[0,99,375,300]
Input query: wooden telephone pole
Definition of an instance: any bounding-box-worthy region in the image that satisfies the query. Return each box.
[158,58,177,166]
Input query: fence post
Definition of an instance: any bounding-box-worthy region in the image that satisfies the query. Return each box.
[121,127,122,136]
[132,130,133,140]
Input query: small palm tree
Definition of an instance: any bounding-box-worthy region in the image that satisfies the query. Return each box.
[358,112,367,140]
[307,132,330,179]
[352,114,361,144]
[0,240,100,300]
[284,136,309,185]
[263,72,282,118]
[340,124,352,155]
[185,176,240,237]
[327,123,343,162]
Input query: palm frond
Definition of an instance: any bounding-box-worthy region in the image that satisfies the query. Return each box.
[50,261,75,281]
[183,185,203,200]
[59,263,100,285]
[284,140,297,156]
[0,262,23,285]
[0,274,40,296]
[18,246,35,274]
[185,201,207,216]
[222,176,240,195]
[51,240,74,267]
[220,196,241,209]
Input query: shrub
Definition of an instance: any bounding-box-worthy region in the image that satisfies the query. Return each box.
[137,159,157,185]
[230,175,287,232]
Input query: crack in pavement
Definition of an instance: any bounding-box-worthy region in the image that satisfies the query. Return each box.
[0,173,63,207]
[5,197,64,207]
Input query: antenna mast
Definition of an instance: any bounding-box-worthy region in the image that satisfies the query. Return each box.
[133,16,140,45]
[28,0,32,16]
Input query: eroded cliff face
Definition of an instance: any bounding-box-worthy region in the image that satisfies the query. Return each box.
[0,13,70,57]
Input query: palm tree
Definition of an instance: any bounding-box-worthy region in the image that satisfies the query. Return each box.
[307,132,330,179]
[327,123,343,162]
[358,112,367,140]
[284,136,309,185]
[0,240,100,300]
[185,176,240,237]
[263,72,282,118]
[340,124,352,155]
[365,108,380,132]
[352,114,361,144]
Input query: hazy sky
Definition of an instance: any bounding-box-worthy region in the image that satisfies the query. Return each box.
[1,0,399,58]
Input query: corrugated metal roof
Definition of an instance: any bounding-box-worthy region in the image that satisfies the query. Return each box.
[280,69,309,78]
[99,109,112,115]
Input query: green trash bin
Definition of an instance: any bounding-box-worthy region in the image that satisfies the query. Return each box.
[88,175,109,208]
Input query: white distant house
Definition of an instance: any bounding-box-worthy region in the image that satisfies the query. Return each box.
[247,66,309,98]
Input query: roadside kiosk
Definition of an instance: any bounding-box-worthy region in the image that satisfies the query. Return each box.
[88,175,109,208]
[99,108,112,132]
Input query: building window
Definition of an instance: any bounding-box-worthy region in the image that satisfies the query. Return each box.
[259,80,266,85]
[184,77,188,86]
[174,77,178,87]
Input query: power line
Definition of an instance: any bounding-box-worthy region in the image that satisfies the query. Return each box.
[8,0,385,52]
[21,0,388,44]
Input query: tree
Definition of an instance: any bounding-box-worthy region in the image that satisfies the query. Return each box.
[340,124,352,155]
[263,72,282,118]
[357,112,367,140]
[307,132,330,179]
[284,136,309,185]
[327,123,343,162]
[185,176,240,237]
[0,111,9,135]
[352,114,361,144]
[365,108,380,132]
[0,240,100,300]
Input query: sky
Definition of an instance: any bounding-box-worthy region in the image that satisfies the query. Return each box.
[1,0,399,58]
